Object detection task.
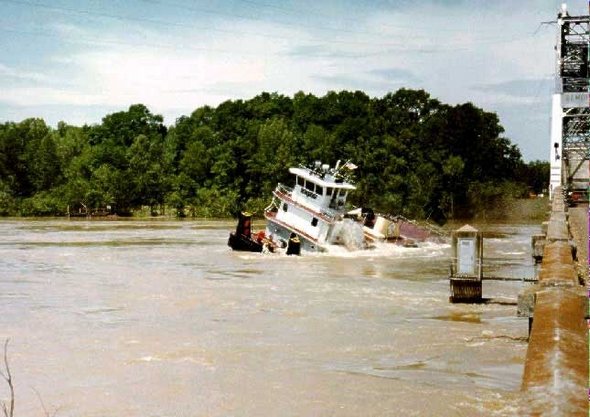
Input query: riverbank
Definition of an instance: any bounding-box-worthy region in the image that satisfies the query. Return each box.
[2,197,552,224]
[468,197,550,223]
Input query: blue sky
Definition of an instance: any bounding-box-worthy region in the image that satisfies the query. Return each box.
[1,0,588,161]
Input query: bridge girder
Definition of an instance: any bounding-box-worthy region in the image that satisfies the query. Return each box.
[550,6,589,198]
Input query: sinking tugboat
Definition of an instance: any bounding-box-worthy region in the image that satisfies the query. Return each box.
[229,160,444,254]
[229,160,366,253]
[264,161,366,252]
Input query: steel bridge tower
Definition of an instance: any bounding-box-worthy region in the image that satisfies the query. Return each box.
[549,3,590,199]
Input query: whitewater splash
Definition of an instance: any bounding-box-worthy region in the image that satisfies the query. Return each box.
[329,218,366,250]
[323,239,450,259]
[238,241,449,260]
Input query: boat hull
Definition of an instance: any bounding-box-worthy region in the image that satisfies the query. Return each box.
[265,215,367,252]
[228,232,264,252]
[265,217,326,252]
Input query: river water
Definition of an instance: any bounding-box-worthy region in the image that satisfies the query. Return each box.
[0,219,538,416]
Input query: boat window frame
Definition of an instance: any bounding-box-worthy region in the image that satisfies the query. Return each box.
[305,181,315,192]
[297,176,304,187]
[311,217,318,227]
[315,185,323,196]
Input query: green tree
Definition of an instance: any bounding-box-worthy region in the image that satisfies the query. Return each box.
[27,133,62,192]
[0,90,531,220]
[247,118,298,199]
[524,160,550,195]
[128,134,168,212]
[89,104,166,147]
[0,119,58,198]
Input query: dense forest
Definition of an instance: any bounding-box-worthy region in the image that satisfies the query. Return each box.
[0,88,548,222]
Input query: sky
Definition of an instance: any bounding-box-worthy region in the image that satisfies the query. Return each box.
[0,0,588,161]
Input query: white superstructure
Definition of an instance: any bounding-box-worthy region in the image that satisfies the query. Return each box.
[264,162,363,252]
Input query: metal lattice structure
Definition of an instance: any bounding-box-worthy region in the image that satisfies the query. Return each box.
[549,4,589,198]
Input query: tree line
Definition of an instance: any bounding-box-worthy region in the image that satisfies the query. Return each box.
[0,88,549,222]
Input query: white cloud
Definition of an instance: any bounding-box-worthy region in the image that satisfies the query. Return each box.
[76,49,266,103]
[0,63,50,83]
[1,17,375,116]
[0,86,103,106]
[1,24,279,112]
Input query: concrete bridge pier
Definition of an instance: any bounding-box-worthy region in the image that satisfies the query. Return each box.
[517,187,588,416]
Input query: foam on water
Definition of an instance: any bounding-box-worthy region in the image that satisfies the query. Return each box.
[236,240,450,259]
[323,240,449,259]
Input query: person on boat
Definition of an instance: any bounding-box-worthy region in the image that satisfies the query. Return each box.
[286,233,301,255]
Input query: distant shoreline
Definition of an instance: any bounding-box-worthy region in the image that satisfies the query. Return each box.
[0,197,551,224]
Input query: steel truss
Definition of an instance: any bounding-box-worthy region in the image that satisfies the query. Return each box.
[557,9,589,192]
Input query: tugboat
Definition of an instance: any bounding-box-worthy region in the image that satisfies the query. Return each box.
[228,160,364,253]
[263,160,366,252]
[229,160,444,254]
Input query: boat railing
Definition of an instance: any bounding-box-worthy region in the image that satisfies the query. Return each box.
[275,183,293,196]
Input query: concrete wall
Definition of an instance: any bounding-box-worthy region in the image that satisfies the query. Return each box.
[520,187,588,416]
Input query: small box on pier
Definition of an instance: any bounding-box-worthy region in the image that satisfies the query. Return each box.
[450,224,483,303]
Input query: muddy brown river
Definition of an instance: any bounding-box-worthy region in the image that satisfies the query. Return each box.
[0,219,538,416]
